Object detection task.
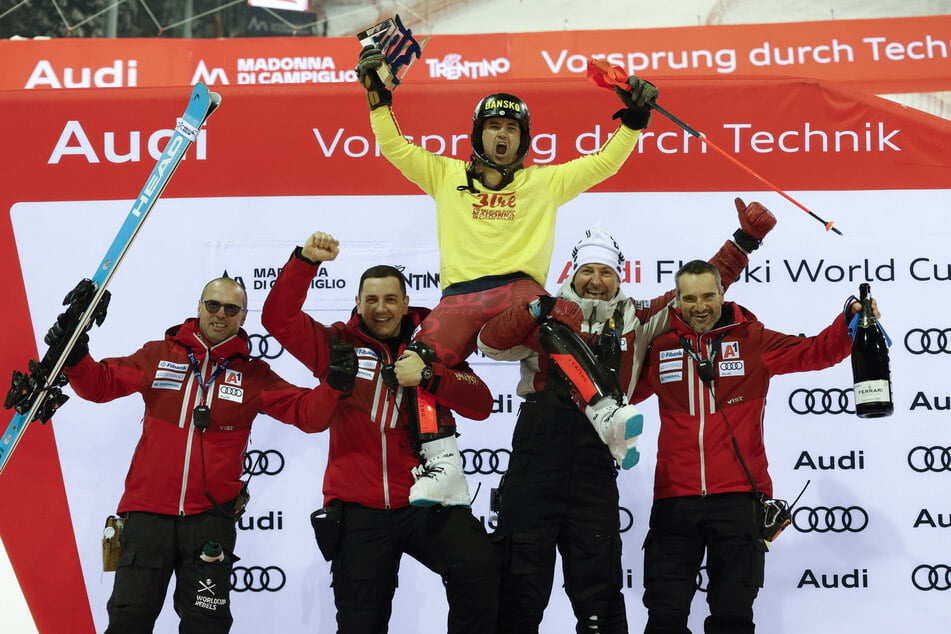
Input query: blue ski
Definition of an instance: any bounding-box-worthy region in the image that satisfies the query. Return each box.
[0,82,221,476]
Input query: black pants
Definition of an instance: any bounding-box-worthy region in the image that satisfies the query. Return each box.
[330,503,499,634]
[642,493,765,634]
[105,506,237,634]
[493,400,627,634]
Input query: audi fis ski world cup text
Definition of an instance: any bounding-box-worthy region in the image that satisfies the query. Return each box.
[710,258,950,284]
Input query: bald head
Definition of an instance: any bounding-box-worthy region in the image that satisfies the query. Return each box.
[197,277,247,345]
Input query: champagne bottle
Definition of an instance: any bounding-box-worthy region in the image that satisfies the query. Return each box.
[851,283,893,418]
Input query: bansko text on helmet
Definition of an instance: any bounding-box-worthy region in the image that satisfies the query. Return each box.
[470,93,531,170]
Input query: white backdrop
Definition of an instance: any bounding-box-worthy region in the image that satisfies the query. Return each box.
[11,188,950,632]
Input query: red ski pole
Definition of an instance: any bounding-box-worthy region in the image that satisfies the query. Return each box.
[587,59,842,236]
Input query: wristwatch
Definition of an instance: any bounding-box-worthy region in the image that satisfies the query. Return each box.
[420,364,434,386]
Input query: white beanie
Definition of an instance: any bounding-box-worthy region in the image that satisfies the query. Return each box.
[571,224,625,276]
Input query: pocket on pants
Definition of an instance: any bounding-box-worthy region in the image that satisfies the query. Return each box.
[508,529,550,577]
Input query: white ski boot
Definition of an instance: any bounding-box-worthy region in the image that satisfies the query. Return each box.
[409,435,471,507]
[585,397,643,469]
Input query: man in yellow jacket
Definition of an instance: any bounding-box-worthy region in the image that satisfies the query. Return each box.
[357,45,657,506]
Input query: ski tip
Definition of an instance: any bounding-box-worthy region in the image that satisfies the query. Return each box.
[191,82,210,102]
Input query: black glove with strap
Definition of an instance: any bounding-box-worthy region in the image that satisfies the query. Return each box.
[44,313,89,367]
[612,75,658,130]
[356,46,393,110]
[326,336,358,392]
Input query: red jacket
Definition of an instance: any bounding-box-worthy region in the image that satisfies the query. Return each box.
[65,319,323,516]
[262,252,493,509]
[636,302,852,500]
[479,240,749,404]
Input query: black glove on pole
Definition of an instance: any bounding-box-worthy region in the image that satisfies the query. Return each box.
[326,336,358,392]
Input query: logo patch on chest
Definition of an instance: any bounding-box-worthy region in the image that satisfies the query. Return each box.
[218,384,244,403]
[718,360,745,377]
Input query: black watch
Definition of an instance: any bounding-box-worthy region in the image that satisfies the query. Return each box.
[420,364,434,385]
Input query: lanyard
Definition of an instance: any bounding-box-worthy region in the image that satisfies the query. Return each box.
[185,348,235,405]
[679,331,727,386]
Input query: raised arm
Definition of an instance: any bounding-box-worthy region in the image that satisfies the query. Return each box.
[261,231,341,376]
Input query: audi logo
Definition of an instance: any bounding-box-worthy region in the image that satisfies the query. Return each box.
[907,446,951,472]
[904,328,951,355]
[912,564,951,591]
[792,506,869,533]
[243,449,285,476]
[231,565,286,592]
[788,388,854,415]
[695,566,708,593]
[911,564,951,590]
[461,448,509,475]
[619,506,633,533]
[248,334,285,360]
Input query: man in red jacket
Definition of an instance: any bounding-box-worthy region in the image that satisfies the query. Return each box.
[261,231,499,634]
[477,198,774,634]
[58,276,328,634]
[635,260,873,634]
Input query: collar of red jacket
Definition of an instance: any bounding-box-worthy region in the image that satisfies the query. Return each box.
[345,305,429,344]
[165,318,250,359]
[669,301,759,337]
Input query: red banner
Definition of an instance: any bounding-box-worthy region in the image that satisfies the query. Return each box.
[2,15,951,93]
[2,74,951,633]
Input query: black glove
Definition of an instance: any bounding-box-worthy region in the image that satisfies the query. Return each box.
[356,46,392,110]
[612,75,658,130]
[326,336,358,392]
[44,312,89,367]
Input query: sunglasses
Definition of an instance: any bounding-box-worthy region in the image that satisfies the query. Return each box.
[201,300,246,317]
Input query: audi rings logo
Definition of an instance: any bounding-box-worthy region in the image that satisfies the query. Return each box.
[618,506,634,533]
[461,448,510,475]
[231,565,286,592]
[792,506,869,533]
[243,449,285,476]
[907,446,951,472]
[788,388,854,415]
[905,328,951,355]
[248,334,285,360]
[912,564,951,591]
[695,566,709,593]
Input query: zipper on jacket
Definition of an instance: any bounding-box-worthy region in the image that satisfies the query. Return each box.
[376,347,396,510]
[695,333,723,497]
[380,391,390,510]
[694,333,708,497]
[697,363,707,497]
[179,352,210,515]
